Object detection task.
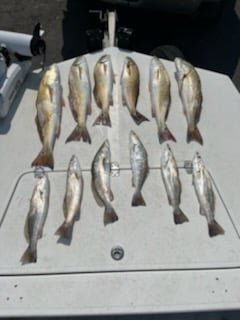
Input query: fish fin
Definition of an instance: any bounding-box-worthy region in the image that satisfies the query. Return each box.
[24,213,29,241]
[102,157,109,172]
[122,94,127,106]
[158,126,176,144]
[187,127,203,145]
[68,95,73,109]
[132,191,146,206]
[56,124,61,138]
[47,84,54,103]
[167,194,172,206]
[175,72,186,92]
[31,148,54,170]
[20,247,37,265]
[173,207,189,224]
[68,96,78,121]
[93,87,101,109]
[208,220,225,237]
[38,229,43,239]
[151,106,156,118]
[113,72,116,84]
[65,126,91,144]
[63,194,68,218]
[55,222,73,239]
[104,205,119,226]
[75,205,81,221]
[200,206,206,216]
[87,103,92,115]
[108,189,114,202]
[132,176,135,188]
[110,95,114,107]
[35,116,44,143]
[93,112,111,127]
[91,180,104,207]
[131,111,149,125]
[195,103,202,124]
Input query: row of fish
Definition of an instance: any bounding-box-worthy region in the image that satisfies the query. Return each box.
[31,54,203,170]
[151,56,203,145]
[21,155,83,264]
[91,54,203,145]
[128,131,223,237]
[69,54,203,144]
[23,130,223,264]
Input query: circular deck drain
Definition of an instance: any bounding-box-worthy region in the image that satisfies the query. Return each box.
[111,246,124,261]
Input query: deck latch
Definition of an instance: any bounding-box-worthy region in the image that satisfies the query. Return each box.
[111,162,120,177]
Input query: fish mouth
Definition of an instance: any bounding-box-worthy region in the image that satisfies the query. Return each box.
[46,63,60,82]
[125,56,134,65]
[73,56,86,66]
[174,57,182,67]
[166,143,171,151]
[129,130,137,140]
[103,139,110,148]
[48,63,58,72]
[174,70,180,82]
[70,154,77,163]
[99,54,110,64]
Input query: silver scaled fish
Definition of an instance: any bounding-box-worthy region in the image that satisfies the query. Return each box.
[32,64,64,170]
[129,130,149,206]
[93,54,115,127]
[55,155,83,241]
[161,144,188,224]
[91,139,118,225]
[192,152,224,237]
[174,57,203,145]
[66,56,92,144]
[121,56,149,125]
[20,173,50,264]
[149,56,176,143]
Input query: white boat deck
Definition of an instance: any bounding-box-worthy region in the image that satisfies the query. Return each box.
[0,47,240,317]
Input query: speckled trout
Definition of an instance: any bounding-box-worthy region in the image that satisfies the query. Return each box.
[129,130,149,206]
[55,155,83,241]
[161,144,188,224]
[192,152,224,237]
[91,140,118,226]
[20,173,50,264]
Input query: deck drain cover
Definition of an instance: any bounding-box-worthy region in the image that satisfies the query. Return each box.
[111,246,124,261]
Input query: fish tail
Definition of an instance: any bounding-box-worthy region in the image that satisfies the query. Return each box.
[93,112,111,127]
[55,221,73,239]
[208,219,225,237]
[132,191,146,206]
[31,148,54,170]
[65,125,91,144]
[173,207,189,224]
[187,127,203,145]
[20,247,37,265]
[104,205,119,226]
[131,111,149,125]
[158,126,176,144]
